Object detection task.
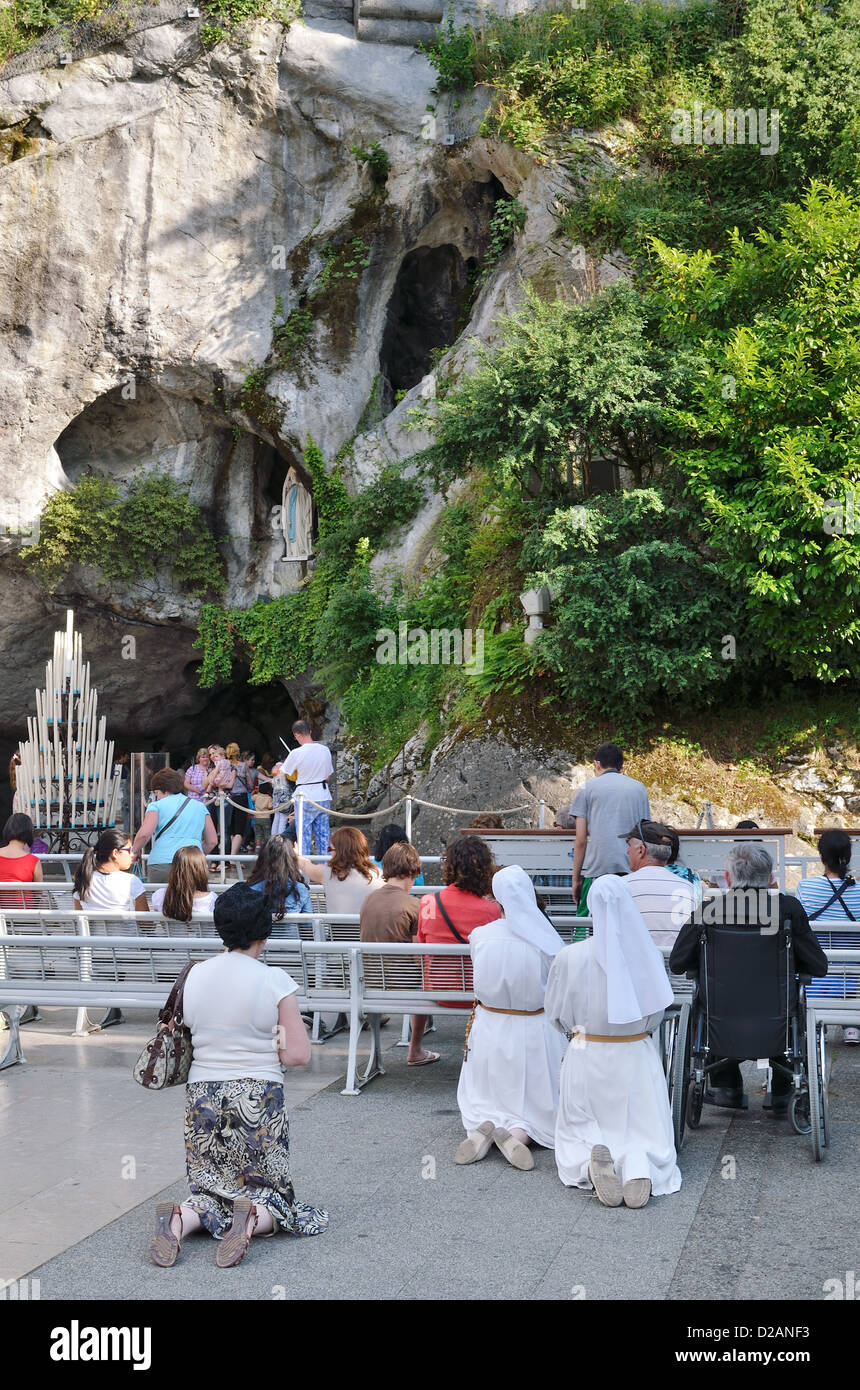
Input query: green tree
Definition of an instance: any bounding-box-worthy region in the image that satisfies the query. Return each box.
[526,488,744,719]
[655,181,860,681]
[420,285,691,499]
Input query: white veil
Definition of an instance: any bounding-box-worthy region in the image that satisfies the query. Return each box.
[491,865,565,960]
[589,875,673,1024]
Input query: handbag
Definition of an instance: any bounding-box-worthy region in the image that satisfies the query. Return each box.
[132,960,196,1089]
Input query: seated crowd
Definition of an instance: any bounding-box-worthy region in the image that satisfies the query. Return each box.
[0,737,852,1262]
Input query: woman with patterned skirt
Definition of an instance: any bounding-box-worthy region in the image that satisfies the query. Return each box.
[149,882,328,1268]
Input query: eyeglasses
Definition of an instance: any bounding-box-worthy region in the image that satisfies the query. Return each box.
[117,845,133,855]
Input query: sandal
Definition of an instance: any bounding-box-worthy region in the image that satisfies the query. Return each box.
[215,1197,258,1268]
[407,1051,440,1067]
[149,1202,182,1267]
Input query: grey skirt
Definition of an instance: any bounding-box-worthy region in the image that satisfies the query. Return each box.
[184,1078,329,1238]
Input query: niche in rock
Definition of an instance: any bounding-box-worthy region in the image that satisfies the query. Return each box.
[379,244,475,394]
[154,661,300,766]
[53,383,303,591]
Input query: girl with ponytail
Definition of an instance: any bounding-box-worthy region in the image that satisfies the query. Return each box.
[73,828,148,912]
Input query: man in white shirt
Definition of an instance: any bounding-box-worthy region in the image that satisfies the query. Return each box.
[620,819,695,952]
[283,720,334,856]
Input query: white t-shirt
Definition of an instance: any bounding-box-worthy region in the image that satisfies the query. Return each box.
[79,870,144,912]
[623,865,695,951]
[151,887,217,919]
[182,951,299,1084]
[322,864,383,915]
[284,741,334,804]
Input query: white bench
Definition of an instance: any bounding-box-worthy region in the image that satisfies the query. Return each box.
[469,830,793,889]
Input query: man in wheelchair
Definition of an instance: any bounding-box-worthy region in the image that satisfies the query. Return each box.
[669,843,827,1114]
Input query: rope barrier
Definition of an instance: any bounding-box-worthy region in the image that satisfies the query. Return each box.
[210,792,533,819]
[410,798,532,816]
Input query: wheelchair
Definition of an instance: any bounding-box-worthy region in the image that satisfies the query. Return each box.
[664,916,829,1160]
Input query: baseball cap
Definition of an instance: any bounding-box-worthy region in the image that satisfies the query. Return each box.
[619,818,675,848]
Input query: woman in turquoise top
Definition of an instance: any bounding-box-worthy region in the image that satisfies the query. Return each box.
[131,768,218,883]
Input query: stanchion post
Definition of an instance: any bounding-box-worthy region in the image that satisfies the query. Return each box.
[538,798,545,829]
[296,791,305,854]
[405,795,413,843]
[219,793,226,884]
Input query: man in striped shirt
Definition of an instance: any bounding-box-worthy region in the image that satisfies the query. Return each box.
[621,819,695,951]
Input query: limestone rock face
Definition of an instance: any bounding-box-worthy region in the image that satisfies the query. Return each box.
[0,13,602,748]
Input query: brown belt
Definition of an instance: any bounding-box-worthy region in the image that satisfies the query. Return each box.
[463,1000,544,1062]
[479,1002,545,1016]
[569,1030,650,1043]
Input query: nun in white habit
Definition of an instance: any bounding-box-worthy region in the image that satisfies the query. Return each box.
[455,865,567,1171]
[545,874,681,1208]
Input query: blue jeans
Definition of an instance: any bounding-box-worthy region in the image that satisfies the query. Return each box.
[301,806,331,856]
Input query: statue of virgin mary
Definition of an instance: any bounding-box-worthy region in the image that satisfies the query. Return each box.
[280,467,313,562]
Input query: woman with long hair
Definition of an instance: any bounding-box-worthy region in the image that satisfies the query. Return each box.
[299,825,382,915]
[73,828,148,912]
[797,828,860,1044]
[205,745,236,857]
[226,742,253,857]
[151,846,217,922]
[0,812,43,908]
[247,837,311,939]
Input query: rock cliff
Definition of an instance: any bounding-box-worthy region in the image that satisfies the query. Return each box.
[0,10,593,757]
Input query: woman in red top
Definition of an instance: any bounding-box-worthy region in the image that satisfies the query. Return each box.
[0,813,43,908]
[409,836,501,1066]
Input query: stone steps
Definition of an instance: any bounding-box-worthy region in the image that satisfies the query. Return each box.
[360,0,442,21]
[302,0,355,20]
[355,0,442,44]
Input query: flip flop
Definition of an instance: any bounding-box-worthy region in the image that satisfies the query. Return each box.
[407,1051,441,1066]
[215,1197,258,1268]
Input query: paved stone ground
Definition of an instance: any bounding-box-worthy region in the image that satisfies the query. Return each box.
[26,1015,860,1302]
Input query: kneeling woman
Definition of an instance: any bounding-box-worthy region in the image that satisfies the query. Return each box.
[455,865,567,1171]
[545,875,680,1209]
[149,882,328,1268]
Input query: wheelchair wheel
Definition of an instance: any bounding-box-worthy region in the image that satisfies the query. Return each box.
[790,1089,812,1136]
[669,1003,691,1153]
[806,1017,829,1161]
[686,1078,704,1129]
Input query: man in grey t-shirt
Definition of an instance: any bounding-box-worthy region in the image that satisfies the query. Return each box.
[567,743,650,916]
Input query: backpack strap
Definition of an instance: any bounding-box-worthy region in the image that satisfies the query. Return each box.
[808,877,857,922]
